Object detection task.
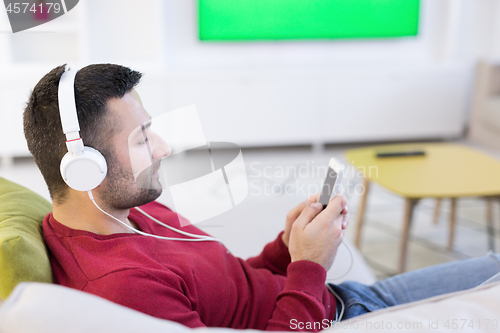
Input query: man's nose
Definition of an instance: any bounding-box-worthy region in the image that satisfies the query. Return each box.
[151,133,171,160]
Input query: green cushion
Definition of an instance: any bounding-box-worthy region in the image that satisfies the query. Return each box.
[0,177,53,299]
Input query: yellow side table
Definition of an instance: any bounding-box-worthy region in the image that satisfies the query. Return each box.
[346,143,500,273]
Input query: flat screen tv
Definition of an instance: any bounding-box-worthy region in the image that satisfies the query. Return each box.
[199,0,419,41]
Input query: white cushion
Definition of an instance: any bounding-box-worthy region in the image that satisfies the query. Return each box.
[0,283,191,333]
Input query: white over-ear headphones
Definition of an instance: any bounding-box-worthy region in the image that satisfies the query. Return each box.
[58,65,107,191]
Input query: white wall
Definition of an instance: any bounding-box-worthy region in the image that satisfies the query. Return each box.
[492,2,500,59]
[84,0,164,64]
[148,0,484,146]
[451,0,500,63]
[1,0,500,159]
[161,0,496,70]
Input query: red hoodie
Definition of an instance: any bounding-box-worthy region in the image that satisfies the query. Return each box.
[42,201,337,331]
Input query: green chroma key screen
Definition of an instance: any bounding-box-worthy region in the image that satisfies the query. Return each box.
[198,0,419,41]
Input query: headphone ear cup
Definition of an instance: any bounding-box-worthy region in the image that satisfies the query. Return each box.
[60,147,107,191]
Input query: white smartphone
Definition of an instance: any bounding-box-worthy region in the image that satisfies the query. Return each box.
[318,158,345,209]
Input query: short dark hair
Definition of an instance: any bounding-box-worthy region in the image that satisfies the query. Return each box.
[23,64,142,204]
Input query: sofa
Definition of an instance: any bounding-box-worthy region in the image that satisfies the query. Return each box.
[469,61,500,150]
[1,176,500,332]
[2,279,500,333]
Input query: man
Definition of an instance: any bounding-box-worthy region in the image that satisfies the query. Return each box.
[24,64,500,331]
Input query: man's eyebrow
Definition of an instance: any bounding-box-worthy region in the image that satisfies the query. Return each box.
[131,119,152,140]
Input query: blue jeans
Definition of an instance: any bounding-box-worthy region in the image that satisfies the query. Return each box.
[328,253,500,320]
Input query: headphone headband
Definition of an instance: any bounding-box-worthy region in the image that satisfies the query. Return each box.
[58,66,80,141]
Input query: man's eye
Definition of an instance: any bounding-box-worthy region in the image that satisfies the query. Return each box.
[138,138,148,145]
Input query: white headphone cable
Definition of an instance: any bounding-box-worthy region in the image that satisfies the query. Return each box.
[133,206,212,240]
[87,191,225,246]
[326,283,345,322]
[326,241,354,281]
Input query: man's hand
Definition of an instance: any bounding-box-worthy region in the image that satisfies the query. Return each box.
[282,193,320,247]
[282,193,348,247]
[288,195,349,271]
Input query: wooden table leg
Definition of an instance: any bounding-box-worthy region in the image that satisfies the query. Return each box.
[355,178,370,248]
[486,197,495,252]
[433,198,442,225]
[447,198,457,250]
[399,198,418,273]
